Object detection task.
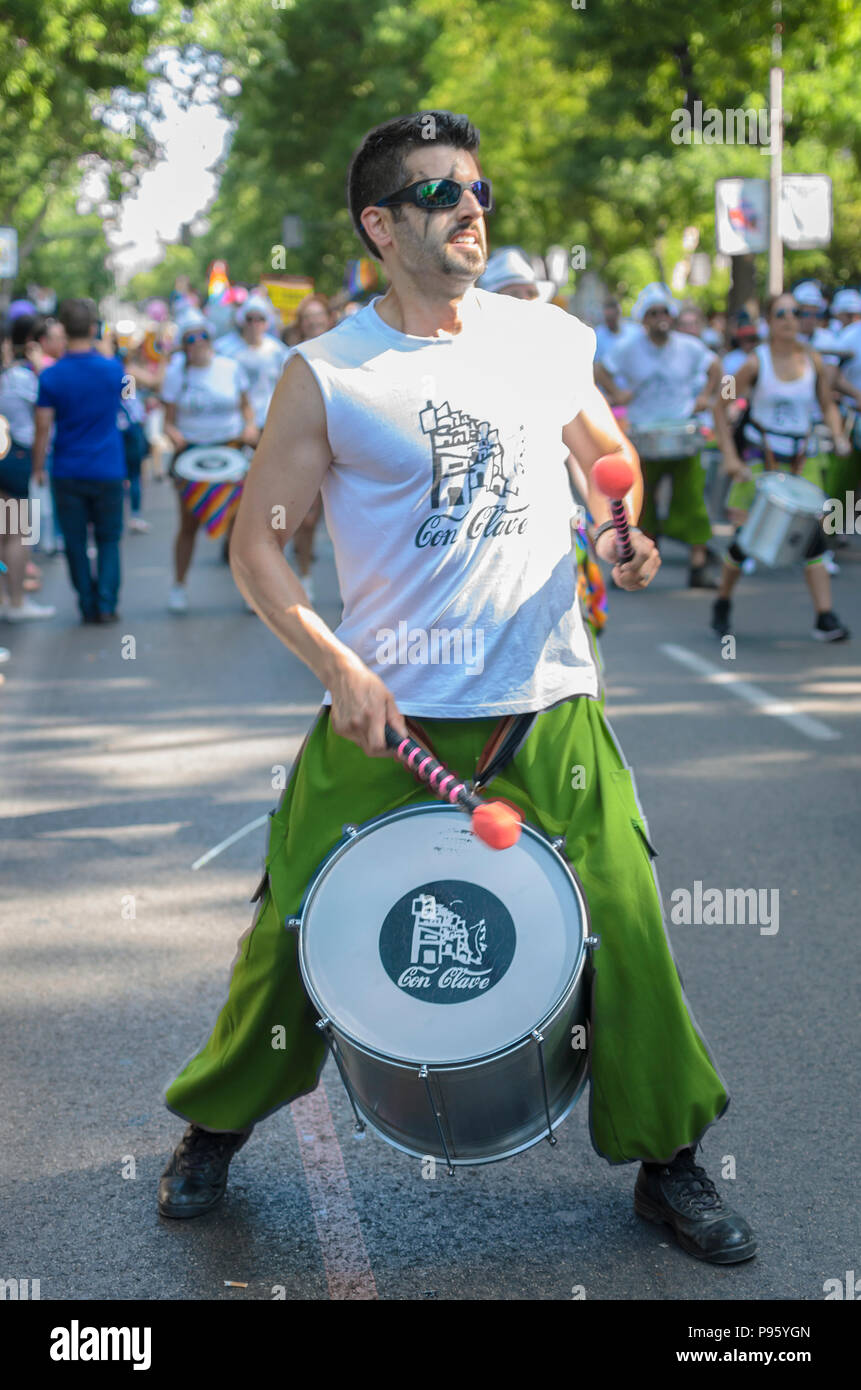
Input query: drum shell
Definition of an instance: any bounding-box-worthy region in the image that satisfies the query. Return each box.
[324,960,590,1165]
[737,471,825,567]
[629,420,702,460]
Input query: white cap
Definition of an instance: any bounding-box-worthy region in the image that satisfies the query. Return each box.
[176,309,210,338]
[236,294,273,326]
[831,288,861,315]
[632,282,679,323]
[792,280,827,310]
[478,249,555,302]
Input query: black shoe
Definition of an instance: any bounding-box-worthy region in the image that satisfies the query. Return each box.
[689,564,718,589]
[812,611,850,642]
[711,596,732,637]
[81,612,99,625]
[97,611,120,624]
[634,1148,757,1264]
[157,1123,252,1219]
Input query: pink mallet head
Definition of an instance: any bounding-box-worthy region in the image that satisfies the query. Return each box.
[471,800,522,851]
[593,455,634,501]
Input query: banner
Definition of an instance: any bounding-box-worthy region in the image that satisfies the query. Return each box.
[780,175,832,249]
[261,275,315,322]
[715,179,769,256]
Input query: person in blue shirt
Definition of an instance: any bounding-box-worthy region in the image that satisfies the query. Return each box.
[33,299,126,623]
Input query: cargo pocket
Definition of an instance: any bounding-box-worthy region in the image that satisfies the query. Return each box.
[610,767,659,859]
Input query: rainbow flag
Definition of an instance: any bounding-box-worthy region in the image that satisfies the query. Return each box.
[181,481,243,538]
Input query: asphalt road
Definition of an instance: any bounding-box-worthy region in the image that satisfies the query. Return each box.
[2,480,859,1302]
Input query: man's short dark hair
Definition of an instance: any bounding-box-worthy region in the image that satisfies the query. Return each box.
[59,297,97,338]
[347,111,481,261]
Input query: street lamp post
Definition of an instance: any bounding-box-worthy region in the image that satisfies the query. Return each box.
[768,0,784,297]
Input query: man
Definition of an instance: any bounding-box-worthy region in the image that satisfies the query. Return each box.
[33,299,126,624]
[35,316,66,368]
[596,283,722,587]
[215,295,289,431]
[159,111,755,1267]
[593,295,636,369]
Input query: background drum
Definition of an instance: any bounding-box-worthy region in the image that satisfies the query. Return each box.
[628,419,703,460]
[172,445,250,538]
[292,802,596,1170]
[736,471,826,567]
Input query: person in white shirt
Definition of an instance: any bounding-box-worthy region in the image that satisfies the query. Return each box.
[0,313,55,621]
[161,312,257,611]
[158,111,755,1270]
[597,283,723,586]
[216,296,289,429]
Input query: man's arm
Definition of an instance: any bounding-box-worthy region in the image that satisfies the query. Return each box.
[812,352,852,456]
[32,406,54,483]
[563,384,660,591]
[230,354,407,756]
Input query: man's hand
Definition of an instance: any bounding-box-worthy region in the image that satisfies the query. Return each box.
[593,527,661,590]
[833,432,852,458]
[328,655,408,758]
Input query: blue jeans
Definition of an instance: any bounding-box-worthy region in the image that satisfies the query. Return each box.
[52,477,124,619]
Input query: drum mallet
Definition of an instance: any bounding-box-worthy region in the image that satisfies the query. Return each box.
[384,724,522,850]
[592,454,635,562]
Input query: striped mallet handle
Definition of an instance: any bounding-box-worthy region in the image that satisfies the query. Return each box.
[592,455,635,563]
[384,724,522,849]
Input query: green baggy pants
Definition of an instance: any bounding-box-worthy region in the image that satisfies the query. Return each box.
[639,452,712,546]
[165,697,729,1164]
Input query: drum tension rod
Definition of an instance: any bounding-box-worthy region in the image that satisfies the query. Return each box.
[315,1018,365,1134]
[418,1066,455,1177]
[531,1030,557,1147]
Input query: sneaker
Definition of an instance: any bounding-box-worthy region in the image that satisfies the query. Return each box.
[634,1148,757,1264]
[128,516,151,534]
[812,611,850,642]
[97,611,120,624]
[688,564,718,590]
[4,598,56,622]
[822,551,840,576]
[157,1123,253,1220]
[710,596,732,638]
[168,584,188,614]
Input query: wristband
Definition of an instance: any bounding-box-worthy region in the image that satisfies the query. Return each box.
[590,520,641,545]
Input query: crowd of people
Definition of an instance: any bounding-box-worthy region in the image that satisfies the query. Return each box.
[1,258,859,670]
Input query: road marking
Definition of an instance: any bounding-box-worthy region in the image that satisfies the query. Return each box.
[291,1083,378,1301]
[191,814,269,870]
[660,644,841,742]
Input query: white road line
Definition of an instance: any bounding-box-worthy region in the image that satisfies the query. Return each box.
[291,1083,378,1301]
[191,813,270,870]
[660,644,842,742]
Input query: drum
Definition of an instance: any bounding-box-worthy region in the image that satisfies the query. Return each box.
[628,419,703,460]
[291,802,595,1169]
[172,445,250,538]
[736,471,826,567]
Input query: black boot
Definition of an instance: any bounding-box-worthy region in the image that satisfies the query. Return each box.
[158,1123,252,1220]
[711,596,732,637]
[634,1147,757,1264]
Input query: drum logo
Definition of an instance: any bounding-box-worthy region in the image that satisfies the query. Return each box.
[379,880,516,1004]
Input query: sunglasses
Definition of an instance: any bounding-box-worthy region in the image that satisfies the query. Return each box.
[245,314,267,323]
[375,177,494,212]
[182,330,211,345]
[773,308,801,319]
[645,306,671,317]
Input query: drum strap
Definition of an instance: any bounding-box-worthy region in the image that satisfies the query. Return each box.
[403,713,537,792]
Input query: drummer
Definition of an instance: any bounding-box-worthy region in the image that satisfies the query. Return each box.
[596,283,723,588]
[711,291,852,642]
[159,111,756,1268]
[161,311,258,614]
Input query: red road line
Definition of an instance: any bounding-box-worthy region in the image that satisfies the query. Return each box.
[291,1082,378,1301]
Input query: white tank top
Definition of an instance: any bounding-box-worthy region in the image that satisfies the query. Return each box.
[291,288,600,717]
[744,344,817,457]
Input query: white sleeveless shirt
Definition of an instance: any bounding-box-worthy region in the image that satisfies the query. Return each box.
[291,288,599,717]
[743,344,817,457]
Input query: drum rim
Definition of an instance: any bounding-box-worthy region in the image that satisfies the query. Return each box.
[749,469,825,513]
[172,444,249,483]
[296,801,592,1068]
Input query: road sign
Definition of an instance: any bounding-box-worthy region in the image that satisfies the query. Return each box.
[715,175,832,255]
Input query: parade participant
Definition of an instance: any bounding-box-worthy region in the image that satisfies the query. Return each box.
[0,315,55,621]
[596,283,722,587]
[711,292,851,643]
[593,294,636,369]
[288,294,338,604]
[215,295,289,430]
[477,247,554,302]
[161,311,257,614]
[159,111,756,1268]
[35,316,66,368]
[830,287,861,335]
[33,299,126,624]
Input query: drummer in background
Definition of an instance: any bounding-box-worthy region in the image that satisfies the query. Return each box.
[159,111,757,1270]
[161,310,257,614]
[287,294,337,604]
[711,291,852,643]
[596,282,723,587]
[829,294,861,505]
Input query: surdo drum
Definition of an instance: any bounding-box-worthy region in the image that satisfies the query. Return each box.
[291,803,596,1170]
[736,471,826,568]
[628,419,704,460]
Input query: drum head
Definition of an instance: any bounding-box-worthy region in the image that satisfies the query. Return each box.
[757,471,825,513]
[173,445,248,483]
[299,803,587,1065]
